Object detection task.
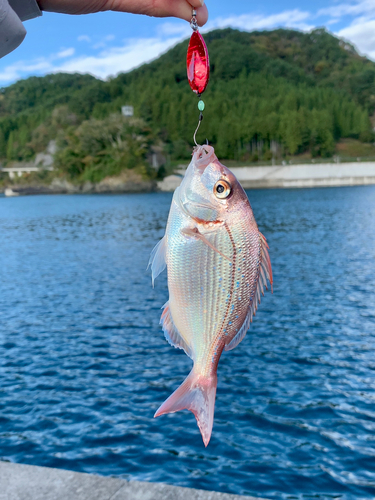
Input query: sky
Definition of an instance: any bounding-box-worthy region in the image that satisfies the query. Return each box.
[1,0,375,86]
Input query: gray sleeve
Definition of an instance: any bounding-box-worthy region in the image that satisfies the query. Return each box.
[0,0,41,60]
[9,0,41,22]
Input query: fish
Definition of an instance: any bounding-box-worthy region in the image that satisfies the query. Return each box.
[149,145,273,446]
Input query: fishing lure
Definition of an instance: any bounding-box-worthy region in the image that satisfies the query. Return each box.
[186,9,210,145]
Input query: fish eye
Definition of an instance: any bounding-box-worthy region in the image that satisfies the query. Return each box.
[214,179,231,199]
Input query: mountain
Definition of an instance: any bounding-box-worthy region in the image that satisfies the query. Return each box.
[1,27,375,181]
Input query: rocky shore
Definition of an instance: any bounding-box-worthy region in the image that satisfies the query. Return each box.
[1,170,157,196]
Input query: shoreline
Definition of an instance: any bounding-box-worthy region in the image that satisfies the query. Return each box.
[0,174,157,197]
[2,162,375,196]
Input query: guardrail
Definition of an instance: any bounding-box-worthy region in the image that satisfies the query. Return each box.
[0,166,54,179]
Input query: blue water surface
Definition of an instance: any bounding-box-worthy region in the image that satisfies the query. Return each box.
[0,187,375,500]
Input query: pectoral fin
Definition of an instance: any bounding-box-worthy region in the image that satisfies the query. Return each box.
[181,227,231,262]
[148,236,167,286]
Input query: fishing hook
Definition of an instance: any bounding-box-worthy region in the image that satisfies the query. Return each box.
[193,112,203,146]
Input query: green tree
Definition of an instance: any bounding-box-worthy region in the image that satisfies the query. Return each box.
[1,27,375,167]
[6,131,14,161]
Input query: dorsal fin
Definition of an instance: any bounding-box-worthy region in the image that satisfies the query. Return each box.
[148,236,167,286]
[160,302,193,359]
[225,232,273,351]
[259,232,273,293]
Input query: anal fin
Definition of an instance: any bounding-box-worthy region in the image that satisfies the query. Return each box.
[160,302,193,359]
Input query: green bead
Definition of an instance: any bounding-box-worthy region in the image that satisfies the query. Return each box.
[198,100,205,111]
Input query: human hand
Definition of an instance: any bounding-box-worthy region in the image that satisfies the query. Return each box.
[36,0,209,26]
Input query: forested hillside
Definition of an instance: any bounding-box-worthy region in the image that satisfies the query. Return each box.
[1,27,375,182]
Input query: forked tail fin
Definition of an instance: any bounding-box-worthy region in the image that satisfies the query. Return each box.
[154,368,217,447]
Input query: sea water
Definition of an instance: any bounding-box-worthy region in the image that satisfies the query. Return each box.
[0,187,374,499]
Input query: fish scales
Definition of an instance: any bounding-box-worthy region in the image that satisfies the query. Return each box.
[150,145,272,446]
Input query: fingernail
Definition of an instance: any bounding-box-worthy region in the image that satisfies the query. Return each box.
[200,0,205,5]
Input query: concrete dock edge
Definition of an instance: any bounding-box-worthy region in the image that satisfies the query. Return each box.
[0,461,268,500]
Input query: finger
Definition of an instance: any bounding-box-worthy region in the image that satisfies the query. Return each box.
[188,0,206,14]
[196,4,209,26]
[109,0,208,26]
[37,0,109,14]
[170,2,208,26]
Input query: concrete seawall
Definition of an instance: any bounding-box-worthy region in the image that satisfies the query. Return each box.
[157,162,375,191]
[0,461,268,500]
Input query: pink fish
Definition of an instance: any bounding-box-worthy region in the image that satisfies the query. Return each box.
[150,145,272,446]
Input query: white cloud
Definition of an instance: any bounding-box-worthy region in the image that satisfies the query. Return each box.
[205,9,314,32]
[317,0,375,61]
[337,19,375,59]
[56,48,75,59]
[0,47,76,83]
[318,0,375,18]
[53,36,182,79]
[325,18,341,26]
[0,59,52,83]
[78,35,91,43]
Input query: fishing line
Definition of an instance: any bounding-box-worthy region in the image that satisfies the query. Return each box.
[193,112,204,146]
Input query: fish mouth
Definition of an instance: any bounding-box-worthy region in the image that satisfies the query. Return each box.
[193,145,216,172]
